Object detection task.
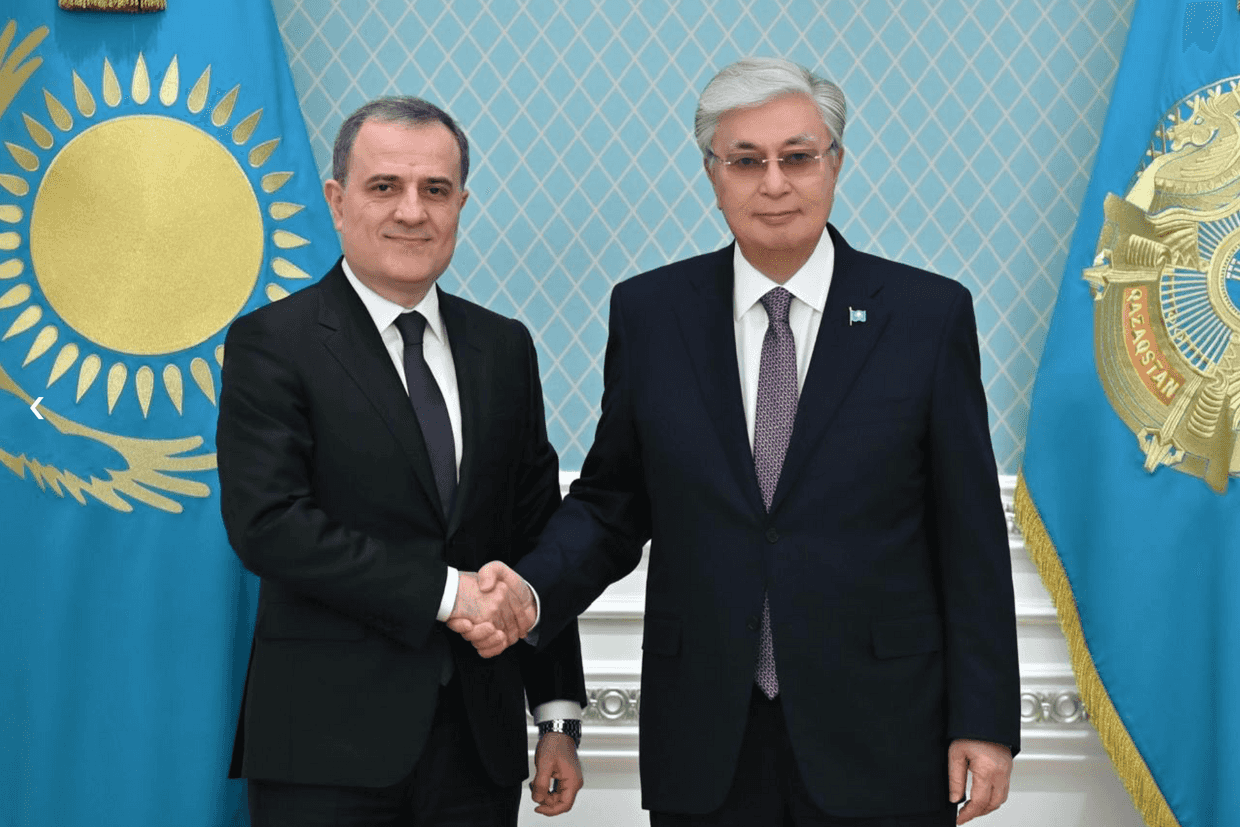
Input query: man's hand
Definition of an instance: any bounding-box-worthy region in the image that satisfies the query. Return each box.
[446,562,536,657]
[948,739,1013,824]
[530,732,583,816]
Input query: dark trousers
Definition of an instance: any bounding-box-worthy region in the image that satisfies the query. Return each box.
[650,687,957,827]
[247,676,521,827]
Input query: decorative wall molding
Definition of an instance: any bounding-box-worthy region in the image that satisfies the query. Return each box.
[584,686,641,723]
[1022,691,1088,725]
[533,687,1086,728]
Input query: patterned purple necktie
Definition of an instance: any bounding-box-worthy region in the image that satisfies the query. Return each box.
[753,286,797,699]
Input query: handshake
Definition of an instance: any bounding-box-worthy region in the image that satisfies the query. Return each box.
[446,561,536,658]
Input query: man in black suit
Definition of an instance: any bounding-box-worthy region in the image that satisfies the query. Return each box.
[217,96,586,826]
[456,58,1020,826]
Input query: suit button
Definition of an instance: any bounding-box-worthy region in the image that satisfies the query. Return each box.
[765,528,779,543]
[747,616,760,631]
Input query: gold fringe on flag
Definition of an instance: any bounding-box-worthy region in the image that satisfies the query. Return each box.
[1014,471,1179,827]
[58,0,166,11]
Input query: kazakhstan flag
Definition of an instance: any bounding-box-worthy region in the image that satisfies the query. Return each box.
[0,2,338,825]
[1019,1,1240,825]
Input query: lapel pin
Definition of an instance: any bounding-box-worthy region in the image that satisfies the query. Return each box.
[849,307,866,325]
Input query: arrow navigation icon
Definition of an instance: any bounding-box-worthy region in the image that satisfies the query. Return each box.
[30,397,43,420]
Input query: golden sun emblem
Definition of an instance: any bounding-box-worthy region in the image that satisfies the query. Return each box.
[0,20,319,512]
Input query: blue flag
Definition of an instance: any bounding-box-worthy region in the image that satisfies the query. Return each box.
[1018,1,1240,825]
[0,2,338,825]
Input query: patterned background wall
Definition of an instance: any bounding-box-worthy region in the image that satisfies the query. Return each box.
[272,0,1134,471]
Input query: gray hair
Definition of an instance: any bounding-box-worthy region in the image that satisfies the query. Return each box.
[694,57,846,161]
[331,96,470,187]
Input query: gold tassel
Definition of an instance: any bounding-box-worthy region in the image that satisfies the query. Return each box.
[58,0,166,11]
[1015,471,1180,827]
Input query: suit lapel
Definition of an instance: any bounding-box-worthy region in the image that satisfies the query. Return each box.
[769,226,889,513]
[439,292,484,535]
[674,246,767,514]
[315,264,447,523]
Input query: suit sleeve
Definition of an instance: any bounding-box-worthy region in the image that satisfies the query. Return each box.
[516,285,651,647]
[507,325,588,711]
[217,312,447,650]
[927,288,1021,754]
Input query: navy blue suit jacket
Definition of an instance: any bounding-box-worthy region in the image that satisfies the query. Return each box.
[517,226,1020,817]
[217,261,585,789]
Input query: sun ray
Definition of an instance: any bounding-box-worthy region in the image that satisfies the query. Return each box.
[0,284,31,309]
[0,259,23,279]
[106,362,127,414]
[4,305,42,339]
[0,232,21,250]
[102,58,121,107]
[266,284,290,302]
[0,206,21,223]
[215,345,224,367]
[22,114,53,150]
[23,325,57,366]
[269,202,303,220]
[212,85,240,128]
[43,90,73,132]
[163,364,184,414]
[159,55,179,107]
[187,65,210,114]
[261,172,292,193]
[0,175,29,197]
[131,53,150,105]
[5,143,38,172]
[249,138,280,167]
[190,357,216,404]
[272,258,311,280]
[135,365,154,416]
[232,109,262,145]
[48,343,79,387]
[132,53,151,104]
[71,71,96,117]
[76,354,101,401]
[272,230,309,249]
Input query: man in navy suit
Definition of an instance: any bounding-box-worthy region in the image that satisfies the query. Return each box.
[455,58,1020,826]
[217,97,587,826]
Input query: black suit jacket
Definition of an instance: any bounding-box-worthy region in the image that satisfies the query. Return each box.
[517,226,1019,817]
[217,260,585,788]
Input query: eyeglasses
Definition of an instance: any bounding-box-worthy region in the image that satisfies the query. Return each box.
[709,142,838,177]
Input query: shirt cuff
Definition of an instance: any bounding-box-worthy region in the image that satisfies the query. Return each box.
[527,576,541,629]
[436,566,460,623]
[521,576,542,645]
[533,700,584,724]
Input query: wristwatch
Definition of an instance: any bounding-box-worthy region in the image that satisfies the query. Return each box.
[537,718,582,748]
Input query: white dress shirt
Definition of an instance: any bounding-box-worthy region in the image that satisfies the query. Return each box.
[733,229,835,443]
[342,260,464,622]
[342,261,579,724]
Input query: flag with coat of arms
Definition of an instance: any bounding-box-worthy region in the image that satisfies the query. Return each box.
[1018,1,1240,825]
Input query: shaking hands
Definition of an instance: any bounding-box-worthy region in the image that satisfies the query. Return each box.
[447,561,536,657]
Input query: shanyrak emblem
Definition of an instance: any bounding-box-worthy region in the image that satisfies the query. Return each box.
[1086,77,1240,494]
[0,20,319,512]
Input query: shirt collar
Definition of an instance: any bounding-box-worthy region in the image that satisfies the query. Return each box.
[341,258,445,344]
[732,227,834,321]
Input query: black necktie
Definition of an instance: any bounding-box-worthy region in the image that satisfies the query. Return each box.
[393,311,456,517]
